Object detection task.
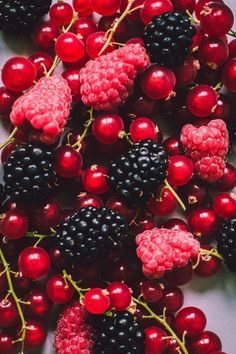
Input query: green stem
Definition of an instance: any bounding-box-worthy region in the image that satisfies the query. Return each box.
[72,108,94,150]
[164,179,186,211]
[200,247,224,261]
[63,270,86,300]
[0,127,18,150]
[0,249,27,353]
[133,297,189,354]
[228,30,236,38]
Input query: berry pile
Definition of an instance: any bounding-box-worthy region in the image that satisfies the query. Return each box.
[0,0,235,353]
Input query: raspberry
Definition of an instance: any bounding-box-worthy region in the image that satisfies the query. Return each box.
[194,156,225,183]
[10,75,72,144]
[54,302,94,354]
[180,119,229,162]
[80,44,150,111]
[136,228,200,278]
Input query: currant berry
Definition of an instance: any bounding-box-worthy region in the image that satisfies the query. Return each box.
[106,195,137,222]
[215,163,236,191]
[1,209,29,240]
[76,193,103,210]
[141,0,174,25]
[195,0,223,20]
[179,180,208,208]
[163,218,189,232]
[84,288,110,314]
[24,320,47,349]
[222,58,236,92]
[189,331,222,354]
[28,52,53,79]
[0,297,18,328]
[229,38,236,59]
[0,332,14,354]
[157,286,184,314]
[73,17,97,41]
[175,306,206,337]
[141,280,163,303]
[98,14,128,42]
[172,0,196,14]
[107,282,132,311]
[187,84,218,117]
[188,207,219,238]
[163,137,183,156]
[132,212,156,232]
[33,22,60,51]
[125,93,156,117]
[213,193,236,218]
[141,65,176,100]
[194,245,222,277]
[210,94,232,122]
[167,155,193,187]
[24,290,52,319]
[46,275,75,304]
[144,326,168,354]
[55,146,83,178]
[49,2,73,26]
[30,200,62,232]
[2,57,36,92]
[0,87,20,117]
[92,113,124,145]
[62,69,81,102]
[174,56,198,88]
[86,31,114,59]
[91,0,121,16]
[82,165,110,194]
[165,263,193,286]
[18,247,51,279]
[147,187,177,216]
[198,37,229,69]
[73,0,93,16]
[130,117,157,142]
[55,33,85,63]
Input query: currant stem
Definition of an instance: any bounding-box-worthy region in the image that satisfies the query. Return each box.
[0,248,27,353]
[98,0,137,56]
[62,270,86,300]
[164,179,186,211]
[0,127,18,150]
[133,296,189,354]
[199,247,224,261]
[72,108,94,150]
[228,30,236,38]
[186,10,200,25]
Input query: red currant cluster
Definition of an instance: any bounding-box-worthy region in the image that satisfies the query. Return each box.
[0,0,235,353]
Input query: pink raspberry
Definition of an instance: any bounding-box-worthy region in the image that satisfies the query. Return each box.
[194,156,225,183]
[180,119,229,161]
[136,228,200,278]
[80,44,150,111]
[54,302,94,354]
[10,75,72,144]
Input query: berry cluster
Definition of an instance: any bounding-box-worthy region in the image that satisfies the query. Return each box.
[0,0,235,353]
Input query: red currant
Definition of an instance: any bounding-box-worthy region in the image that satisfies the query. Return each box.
[157,286,184,313]
[141,0,174,25]
[198,37,229,69]
[24,290,52,319]
[106,195,137,222]
[28,52,53,79]
[222,58,236,92]
[0,333,14,354]
[55,33,85,63]
[73,17,97,41]
[82,165,110,194]
[73,0,93,16]
[92,113,124,144]
[165,263,193,286]
[98,14,128,42]
[213,193,236,218]
[24,320,47,349]
[55,146,83,178]
[13,272,32,296]
[33,22,60,51]
[189,331,222,354]
[163,218,189,231]
[130,117,157,142]
[0,297,18,328]
[174,55,198,87]
[187,84,218,117]
[107,282,132,311]
[172,0,196,13]
[49,248,66,272]
[86,31,114,59]
[195,0,223,20]
[145,326,168,354]
[229,38,236,59]
[84,288,110,314]
[1,209,29,240]
[132,212,156,232]
[210,94,232,122]
[215,163,236,191]
[125,94,156,117]
[49,2,73,26]
[147,187,177,216]
[2,57,36,92]
[167,155,193,187]
[62,69,81,102]
[163,137,183,156]
[102,257,137,283]
[188,207,219,238]
[175,306,206,337]
[18,247,51,279]
[194,245,222,277]
[30,200,62,232]
[179,180,208,208]
[46,275,75,304]
[91,0,121,16]
[141,280,163,303]
[0,87,20,117]
[76,193,103,210]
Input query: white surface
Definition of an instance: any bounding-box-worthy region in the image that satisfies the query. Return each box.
[0,1,236,353]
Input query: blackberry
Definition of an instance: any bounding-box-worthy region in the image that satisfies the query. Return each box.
[55,206,128,266]
[108,140,168,208]
[0,0,52,34]
[217,218,236,271]
[143,12,196,68]
[93,311,144,354]
[3,143,57,203]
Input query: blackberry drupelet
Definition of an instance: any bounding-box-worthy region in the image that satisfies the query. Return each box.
[143,12,196,68]
[217,218,236,271]
[55,206,128,265]
[4,143,57,203]
[0,0,52,34]
[93,311,144,354]
[108,140,168,208]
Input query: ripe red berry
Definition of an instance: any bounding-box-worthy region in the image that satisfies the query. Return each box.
[28,52,53,79]
[157,286,184,314]
[130,117,157,142]
[55,33,85,63]
[215,163,236,191]
[82,165,110,194]
[30,200,62,232]
[187,84,218,117]
[0,87,20,117]
[194,245,222,277]
[210,94,232,122]
[132,212,156,232]
[176,307,206,338]
[98,14,128,42]
[73,17,97,41]
[0,297,18,328]
[76,193,103,210]
[0,333,14,354]
[107,282,132,311]
[165,263,193,286]
[147,187,177,216]
[24,290,52,319]
[198,37,229,69]
[62,69,81,102]
[141,65,176,100]
[84,288,110,314]
[167,155,193,187]
[195,0,223,20]
[189,331,222,354]
[229,38,236,59]
[46,275,75,304]
[179,180,207,208]
[49,2,73,26]
[163,218,189,232]
[141,0,174,25]
[24,320,47,349]
[106,195,137,222]
[174,55,198,87]
[18,247,51,279]
[188,207,219,238]
[73,0,93,16]
[163,137,183,156]
[33,21,60,51]
[1,209,29,240]
[2,57,36,92]
[213,193,236,218]
[91,0,121,16]
[172,0,196,13]
[92,113,124,145]
[55,146,83,178]
[141,280,163,303]
[86,31,114,59]
[145,326,168,354]
[222,58,236,92]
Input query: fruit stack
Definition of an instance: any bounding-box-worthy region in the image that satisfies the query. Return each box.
[0,0,235,353]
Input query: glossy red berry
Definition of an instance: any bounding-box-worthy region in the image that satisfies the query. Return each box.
[73,17,97,41]
[46,275,75,304]
[163,137,183,156]
[210,94,232,122]
[24,320,47,349]
[194,245,222,277]
[167,155,193,187]
[84,288,110,314]
[28,52,53,79]
[76,193,103,210]
[98,14,128,42]
[213,193,236,218]
[24,290,52,319]
[172,0,196,13]
[200,2,234,38]
[55,33,85,63]
[0,297,18,328]
[86,31,114,59]
[195,0,223,20]
[2,57,36,92]
[49,2,73,26]
[0,87,20,117]
[215,163,236,191]
[30,200,62,232]
[0,333,14,354]
[102,257,137,283]
[229,38,236,59]
[132,212,156,232]
[198,37,229,69]
[62,69,81,102]
[91,0,121,16]
[73,0,93,16]
[130,117,157,142]
[33,21,60,51]
[147,187,177,216]
[175,306,206,337]
[222,58,236,92]
[163,218,190,232]
[18,247,51,279]
[188,207,219,238]
[55,146,83,178]
[141,0,174,25]
[179,180,207,208]
[82,165,110,194]
[141,65,176,100]
[165,263,193,286]
[1,209,29,240]
[189,331,222,354]
[141,280,163,303]
[157,286,184,314]
[144,326,168,354]
[187,84,218,117]
[107,282,132,311]
[92,113,124,145]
